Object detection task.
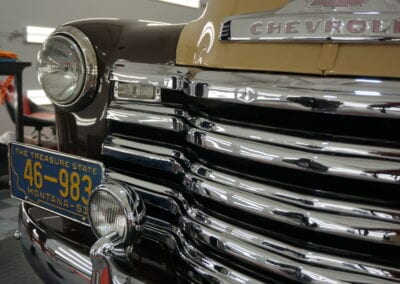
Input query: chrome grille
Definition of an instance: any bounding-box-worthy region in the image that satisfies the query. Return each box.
[103,61,400,283]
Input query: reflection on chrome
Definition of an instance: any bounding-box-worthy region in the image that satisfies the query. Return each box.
[110,61,189,92]
[106,109,186,132]
[106,62,400,283]
[187,129,400,183]
[194,21,215,64]
[102,137,400,245]
[106,171,400,284]
[109,61,400,117]
[55,247,92,275]
[107,103,400,165]
[71,113,97,126]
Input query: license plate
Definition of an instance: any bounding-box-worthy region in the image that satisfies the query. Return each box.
[9,142,104,225]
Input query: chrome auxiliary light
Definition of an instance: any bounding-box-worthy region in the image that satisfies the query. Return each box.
[88,180,146,245]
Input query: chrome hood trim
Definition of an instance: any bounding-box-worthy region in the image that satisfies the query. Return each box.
[109,61,400,118]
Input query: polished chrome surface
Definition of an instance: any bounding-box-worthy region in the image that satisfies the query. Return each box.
[20,202,263,284]
[19,204,92,283]
[107,171,400,284]
[90,232,144,284]
[190,163,400,223]
[89,181,146,244]
[187,129,400,183]
[110,61,400,117]
[191,117,400,161]
[106,103,400,184]
[50,26,98,110]
[109,102,400,161]
[102,136,400,245]
[106,108,187,132]
[220,0,400,43]
[145,217,264,284]
[110,61,189,91]
[107,61,400,283]
[189,71,400,117]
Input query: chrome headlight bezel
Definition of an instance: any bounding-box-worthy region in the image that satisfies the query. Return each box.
[88,181,146,245]
[38,25,98,111]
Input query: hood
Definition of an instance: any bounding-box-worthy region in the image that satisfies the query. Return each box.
[177,0,400,78]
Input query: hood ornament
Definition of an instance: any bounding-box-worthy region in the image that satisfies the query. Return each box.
[220,0,400,43]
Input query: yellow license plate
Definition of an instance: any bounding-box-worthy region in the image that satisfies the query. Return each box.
[9,142,104,225]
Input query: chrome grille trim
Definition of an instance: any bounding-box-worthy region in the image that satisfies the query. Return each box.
[187,129,400,183]
[106,108,187,133]
[190,164,400,223]
[102,136,400,245]
[106,104,400,184]
[110,61,400,118]
[110,61,189,91]
[144,217,263,284]
[191,117,400,162]
[107,61,400,283]
[107,171,400,284]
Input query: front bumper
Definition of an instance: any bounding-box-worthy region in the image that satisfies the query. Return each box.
[19,200,271,284]
[19,202,143,284]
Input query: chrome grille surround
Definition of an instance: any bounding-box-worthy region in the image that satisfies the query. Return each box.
[104,61,400,283]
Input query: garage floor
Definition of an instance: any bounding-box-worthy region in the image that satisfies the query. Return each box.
[0,175,43,284]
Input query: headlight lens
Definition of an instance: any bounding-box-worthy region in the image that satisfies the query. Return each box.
[37,26,98,110]
[38,35,85,105]
[89,190,127,239]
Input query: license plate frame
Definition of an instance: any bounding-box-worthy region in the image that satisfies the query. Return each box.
[9,142,105,225]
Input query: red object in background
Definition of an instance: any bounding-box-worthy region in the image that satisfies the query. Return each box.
[0,75,14,104]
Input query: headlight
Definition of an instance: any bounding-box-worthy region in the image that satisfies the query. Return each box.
[89,181,146,244]
[37,26,97,110]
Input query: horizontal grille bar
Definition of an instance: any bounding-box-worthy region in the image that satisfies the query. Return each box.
[107,104,400,184]
[102,135,400,245]
[109,61,400,118]
[106,171,400,284]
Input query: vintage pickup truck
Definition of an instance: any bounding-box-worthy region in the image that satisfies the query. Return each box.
[9,0,400,283]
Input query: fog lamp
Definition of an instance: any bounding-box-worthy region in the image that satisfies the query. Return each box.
[88,181,145,244]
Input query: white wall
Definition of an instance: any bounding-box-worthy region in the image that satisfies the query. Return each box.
[0,0,202,134]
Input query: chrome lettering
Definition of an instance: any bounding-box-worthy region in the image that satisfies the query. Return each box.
[222,0,400,42]
[325,20,343,33]
[267,22,282,34]
[394,20,400,33]
[347,19,367,33]
[250,22,263,35]
[286,21,300,33]
[305,21,321,33]
[372,20,385,33]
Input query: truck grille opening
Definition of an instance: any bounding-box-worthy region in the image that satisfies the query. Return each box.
[101,61,400,283]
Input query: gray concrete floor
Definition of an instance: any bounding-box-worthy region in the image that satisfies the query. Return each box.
[0,175,43,283]
[0,176,19,240]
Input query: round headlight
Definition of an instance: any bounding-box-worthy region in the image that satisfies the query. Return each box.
[37,26,97,110]
[89,181,146,244]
